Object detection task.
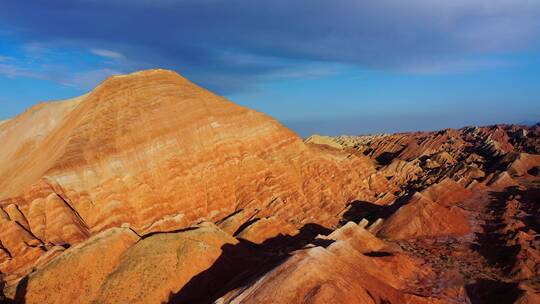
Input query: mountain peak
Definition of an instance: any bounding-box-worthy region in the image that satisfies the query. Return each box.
[92,68,197,93]
[109,68,185,79]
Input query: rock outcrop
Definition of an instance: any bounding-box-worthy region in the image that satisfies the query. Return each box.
[0,69,373,286]
[217,222,453,304]
[1,68,539,303]
[94,222,237,304]
[4,227,140,303]
[321,123,540,303]
[378,192,471,240]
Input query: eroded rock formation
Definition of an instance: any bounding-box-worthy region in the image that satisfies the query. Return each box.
[0,69,373,284]
[0,69,539,303]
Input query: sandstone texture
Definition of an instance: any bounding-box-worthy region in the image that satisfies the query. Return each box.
[0,69,539,303]
[0,69,372,284]
[217,222,446,304]
[94,222,237,304]
[4,227,140,303]
[379,192,471,240]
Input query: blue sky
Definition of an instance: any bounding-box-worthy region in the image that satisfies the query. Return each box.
[1,1,539,136]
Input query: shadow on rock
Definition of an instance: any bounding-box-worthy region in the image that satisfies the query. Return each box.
[466,279,522,304]
[340,196,410,225]
[0,272,5,304]
[168,223,333,304]
[470,187,521,272]
[375,149,404,166]
[3,275,29,304]
[13,276,28,304]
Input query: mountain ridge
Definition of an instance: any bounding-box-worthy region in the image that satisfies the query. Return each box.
[1,69,539,303]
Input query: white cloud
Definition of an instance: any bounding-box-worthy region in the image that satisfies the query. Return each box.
[266,64,346,80]
[60,68,122,88]
[90,48,125,60]
[0,60,122,90]
[0,55,15,62]
[0,63,45,79]
[1,0,540,92]
[396,58,514,75]
[22,42,49,58]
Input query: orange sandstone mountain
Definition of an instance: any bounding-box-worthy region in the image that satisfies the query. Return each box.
[0,69,373,279]
[0,69,539,303]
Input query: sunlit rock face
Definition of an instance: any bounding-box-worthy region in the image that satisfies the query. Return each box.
[0,69,373,285]
[1,69,539,304]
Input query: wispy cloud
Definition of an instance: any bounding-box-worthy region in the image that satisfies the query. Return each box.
[0,63,45,79]
[60,68,121,87]
[266,64,346,80]
[0,55,15,62]
[0,1,539,92]
[396,58,516,75]
[0,44,125,90]
[90,48,125,60]
[0,62,121,89]
[22,42,49,59]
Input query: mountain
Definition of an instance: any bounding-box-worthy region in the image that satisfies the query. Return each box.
[1,69,539,303]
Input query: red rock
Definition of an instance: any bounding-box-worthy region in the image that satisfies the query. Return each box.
[378,192,471,240]
[304,134,344,149]
[0,218,44,283]
[218,222,444,304]
[0,69,372,282]
[4,227,139,303]
[430,151,456,166]
[0,68,538,303]
[421,178,472,207]
[488,171,518,189]
[382,159,423,186]
[367,172,394,195]
[505,153,540,177]
[515,285,540,304]
[94,222,237,304]
[234,216,298,244]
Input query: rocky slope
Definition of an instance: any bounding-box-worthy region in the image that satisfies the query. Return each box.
[306,125,540,304]
[0,69,374,285]
[0,69,539,303]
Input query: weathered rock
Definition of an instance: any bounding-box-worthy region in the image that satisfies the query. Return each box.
[234,216,298,244]
[421,178,472,207]
[218,222,444,304]
[378,192,471,240]
[505,153,540,177]
[430,151,456,166]
[5,227,139,303]
[0,218,44,282]
[382,159,423,186]
[0,69,372,281]
[0,68,538,303]
[94,222,236,304]
[304,134,343,149]
[488,171,518,189]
